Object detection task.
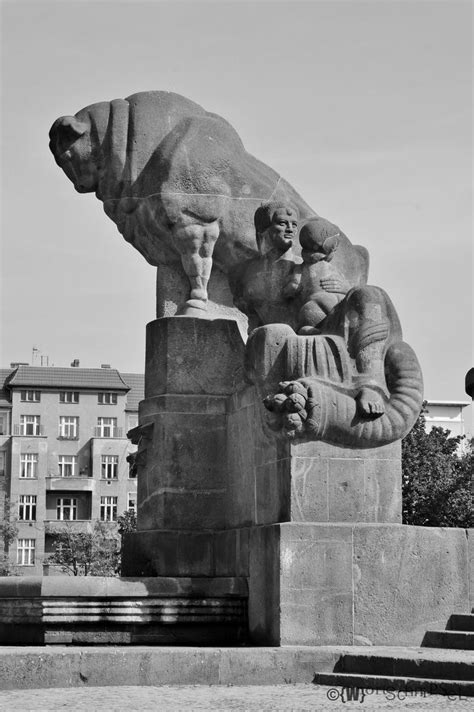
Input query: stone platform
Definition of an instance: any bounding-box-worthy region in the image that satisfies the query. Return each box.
[123,523,473,647]
[0,576,247,645]
[0,645,473,694]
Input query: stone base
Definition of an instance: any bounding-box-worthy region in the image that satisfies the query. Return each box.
[122,523,473,648]
[0,576,247,645]
[249,523,473,647]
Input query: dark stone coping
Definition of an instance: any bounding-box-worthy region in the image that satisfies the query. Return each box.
[0,576,248,598]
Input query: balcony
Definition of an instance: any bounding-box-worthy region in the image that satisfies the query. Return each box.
[44,520,93,533]
[13,424,45,436]
[46,476,94,492]
[92,427,123,438]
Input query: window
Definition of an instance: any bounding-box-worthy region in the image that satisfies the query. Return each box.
[58,455,77,477]
[0,451,5,477]
[20,453,38,478]
[17,538,35,566]
[56,497,77,521]
[60,391,79,404]
[18,495,37,521]
[101,455,118,480]
[0,413,8,436]
[127,493,136,514]
[59,416,79,439]
[20,415,41,436]
[96,417,117,438]
[100,496,117,522]
[127,415,138,431]
[20,390,40,402]
[98,392,117,405]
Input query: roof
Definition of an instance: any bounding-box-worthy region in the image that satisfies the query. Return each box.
[6,366,130,391]
[0,369,14,407]
[121,373,144,411]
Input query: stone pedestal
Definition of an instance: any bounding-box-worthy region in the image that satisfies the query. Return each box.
[121,317,473,648]
[248,523,471,647]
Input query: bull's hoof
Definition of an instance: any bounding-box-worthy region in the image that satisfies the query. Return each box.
[176,299,209,318]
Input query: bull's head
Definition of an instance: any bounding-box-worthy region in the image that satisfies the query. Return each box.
[49,115,99,193]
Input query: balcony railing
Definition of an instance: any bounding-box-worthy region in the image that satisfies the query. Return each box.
[46,476,94,491]
[13,424,45,436]
[93,427,123,438]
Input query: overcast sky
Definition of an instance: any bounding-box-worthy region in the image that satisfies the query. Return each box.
[1,0,472,431]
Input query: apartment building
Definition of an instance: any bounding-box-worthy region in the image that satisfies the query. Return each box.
[425,400,471,438]
[0,364,144,575]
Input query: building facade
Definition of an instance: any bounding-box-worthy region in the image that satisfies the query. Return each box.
[424,400,471,438]
[0,365,143,575]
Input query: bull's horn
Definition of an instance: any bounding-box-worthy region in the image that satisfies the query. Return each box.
[49,116,87,142]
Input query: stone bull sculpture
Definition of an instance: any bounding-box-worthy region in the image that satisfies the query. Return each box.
[49,90,323,315]
[49,90,423,447]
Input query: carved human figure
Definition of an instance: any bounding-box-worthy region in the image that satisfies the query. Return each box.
[231,202,300,331]
[284,218,351,334]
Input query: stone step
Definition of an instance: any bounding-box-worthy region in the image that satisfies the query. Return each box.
[448,614,474,631]
[334,649,474,681]
[422,630,474,650]
[313,672,474,697]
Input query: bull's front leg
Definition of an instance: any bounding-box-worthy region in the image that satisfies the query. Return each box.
[172,218,220,316]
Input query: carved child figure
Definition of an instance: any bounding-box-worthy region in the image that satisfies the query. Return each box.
[284,218,351,334]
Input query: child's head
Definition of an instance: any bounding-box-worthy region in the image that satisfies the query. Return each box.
[299,217,340,261]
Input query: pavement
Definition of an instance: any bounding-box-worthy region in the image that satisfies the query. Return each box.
[0,684,472,711]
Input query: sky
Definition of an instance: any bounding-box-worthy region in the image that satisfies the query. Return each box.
[1,0,472,432]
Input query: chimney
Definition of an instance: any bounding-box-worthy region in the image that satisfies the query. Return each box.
[71,359,80,368]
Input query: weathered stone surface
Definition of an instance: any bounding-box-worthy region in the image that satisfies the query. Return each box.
[0,576,248,645]
[155,263,249,338]
[353,525,470,646]
[248,525,281,645]
[0,645,354,689]
[122,529,249,578]
[49,91,316,315]
[226,386,402,525]
[247,523,473,646]
[144,317,245,397]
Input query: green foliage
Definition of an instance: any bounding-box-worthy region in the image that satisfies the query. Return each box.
[402,403,473,527]
[117,509,137,537]
[0,497,19,576]
[116,509,137,575]
[46,521,120,576]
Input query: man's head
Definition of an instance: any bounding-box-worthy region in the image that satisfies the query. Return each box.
[254,202,299,254]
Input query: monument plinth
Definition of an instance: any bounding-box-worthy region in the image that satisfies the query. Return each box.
[3,89,468,648]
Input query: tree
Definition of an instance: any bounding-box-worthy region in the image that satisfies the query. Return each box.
[116,509,137,575]
[45,521,120,576]
[402,403,473,527]
[0,497,19,576]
